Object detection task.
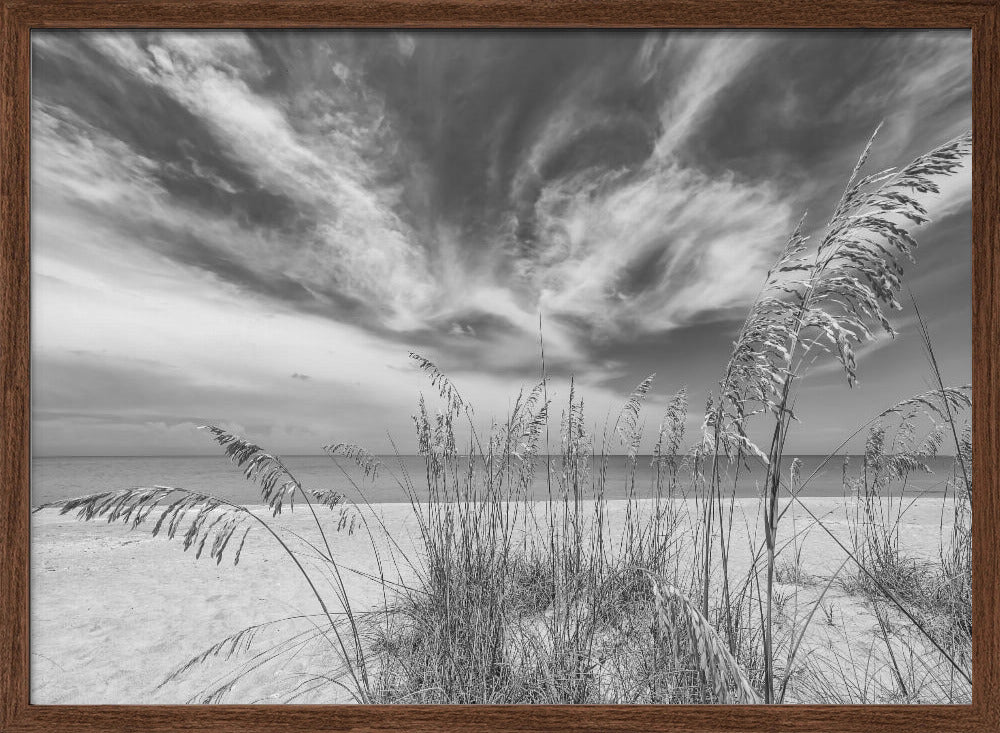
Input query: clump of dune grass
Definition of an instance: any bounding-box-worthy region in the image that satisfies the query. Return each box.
[837,341,973,682]
[367,365,705,704]
[699,123,971,701]
[37,125,972,705]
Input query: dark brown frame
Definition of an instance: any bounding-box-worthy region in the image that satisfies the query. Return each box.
[2,1,998,731]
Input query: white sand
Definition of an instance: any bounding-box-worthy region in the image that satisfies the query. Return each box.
[30,497,960,704]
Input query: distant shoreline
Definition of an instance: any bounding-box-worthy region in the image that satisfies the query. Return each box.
[30,453,961,508]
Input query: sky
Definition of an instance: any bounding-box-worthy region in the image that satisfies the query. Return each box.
[30,30,972,457]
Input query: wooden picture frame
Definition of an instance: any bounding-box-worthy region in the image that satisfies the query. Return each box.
[2,1,997,731]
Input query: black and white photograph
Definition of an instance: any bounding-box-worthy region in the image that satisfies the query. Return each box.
[30,29,973,705]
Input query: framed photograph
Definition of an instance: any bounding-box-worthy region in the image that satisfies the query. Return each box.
[2,1,998,732]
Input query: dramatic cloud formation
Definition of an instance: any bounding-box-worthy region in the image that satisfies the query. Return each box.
[31,30,971,455]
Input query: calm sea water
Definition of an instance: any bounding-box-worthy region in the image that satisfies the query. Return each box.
[30,454,957,507]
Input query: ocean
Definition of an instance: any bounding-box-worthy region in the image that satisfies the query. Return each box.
[29,454,959,508]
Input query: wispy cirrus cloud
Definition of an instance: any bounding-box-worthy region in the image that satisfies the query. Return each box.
[37,31,437,330]
[31,30,972,455]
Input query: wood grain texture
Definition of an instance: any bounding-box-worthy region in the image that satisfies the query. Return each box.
[1,1,998,731]
[971,4,1000,731]
[0,0,995,27]
[1,1,31,731]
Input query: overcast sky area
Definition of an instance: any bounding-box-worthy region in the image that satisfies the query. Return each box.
[30,30,971,457]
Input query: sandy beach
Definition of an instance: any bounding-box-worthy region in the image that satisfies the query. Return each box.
[30,496,959,704]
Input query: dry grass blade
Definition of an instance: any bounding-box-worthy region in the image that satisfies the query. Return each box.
[651,578,761,704]
[200,425,300,515]
[324,443,382,480]
[310,489,348,509]
[617,373,655,459]
[880,386,971,422]
[409,352,470,415]
[653,387,688,464]
[39,486,254,565]
[712,127,971,444]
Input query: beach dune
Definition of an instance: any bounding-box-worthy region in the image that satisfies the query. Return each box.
[31,497,956,704]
